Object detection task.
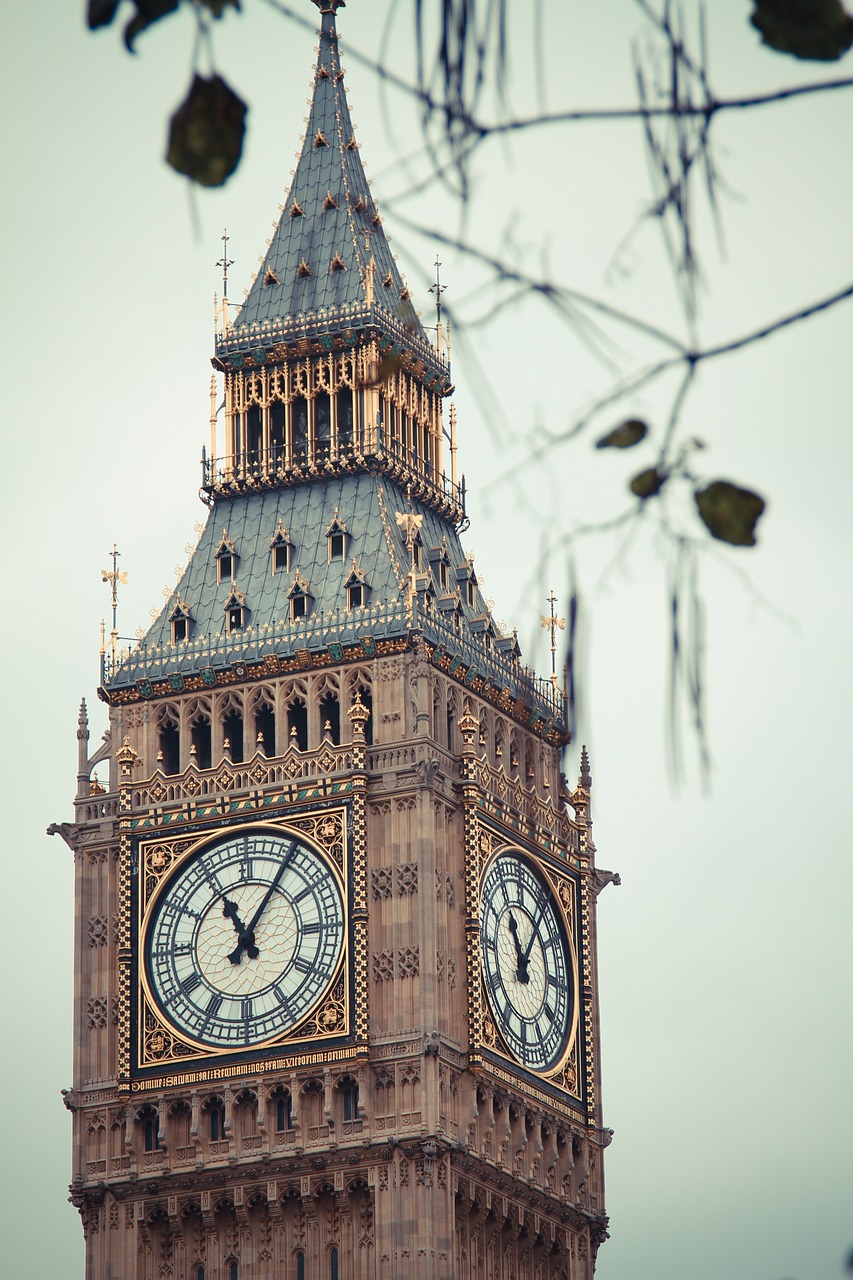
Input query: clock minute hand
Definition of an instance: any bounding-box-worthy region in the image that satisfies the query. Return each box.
[226,842,297,965]
[244,840,297,938]
[521,897,549,964]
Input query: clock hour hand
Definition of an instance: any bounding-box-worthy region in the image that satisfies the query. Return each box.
[508,912,529,984]
[226,840,297,965]
[222,899,259,962]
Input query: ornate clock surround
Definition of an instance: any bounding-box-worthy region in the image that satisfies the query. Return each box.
[466,811,592,1121]
[124,800,365,1086]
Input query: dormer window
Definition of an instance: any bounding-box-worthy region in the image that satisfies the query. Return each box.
[326,510,349,563]
[169,599,192,644]
[224,588,246,633]
[215,532,236,584]
[344,562,369,611]
[466,578,477,607]
[412,536,422,571]
[270,519,293,575]
[288,573,313,622]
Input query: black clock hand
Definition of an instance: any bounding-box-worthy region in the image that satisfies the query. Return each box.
[222,899,259,960]
[245,840,296,935]
[521,896,549,964]
[508,912,529,984]
[227,840,296,965]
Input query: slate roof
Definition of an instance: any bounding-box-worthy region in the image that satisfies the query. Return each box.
[217,4,428,358]
[108,475,499,688]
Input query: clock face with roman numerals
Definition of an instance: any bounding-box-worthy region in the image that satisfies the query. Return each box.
[144,829,345,1050]
[480,851,574,1073]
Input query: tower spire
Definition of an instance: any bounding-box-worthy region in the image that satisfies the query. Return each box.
[215,0,444,379]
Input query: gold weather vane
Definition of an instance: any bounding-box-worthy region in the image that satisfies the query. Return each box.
[217,227,234,299]
[429,255,447,326]
[540,588,565,687]
[101,543,128,668]
[429,255,448,358]
[216,227,234,334]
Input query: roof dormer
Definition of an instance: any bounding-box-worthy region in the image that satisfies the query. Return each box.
[288,572,313,622]
[215,531,236,584]
[223,587,246,633]
[169,598,192,644]
[326,510,349,563]
[344,561,370,610]
[270,519,294,575]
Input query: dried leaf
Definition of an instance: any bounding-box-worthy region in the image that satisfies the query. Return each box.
[630,467,667,499]
[751,0,853,61]
[595,418,648,450]
[167,74,247,188]
[197,0,241,16]
[123,0,180,52]
[86,0,122,29]
[694,480,766,546]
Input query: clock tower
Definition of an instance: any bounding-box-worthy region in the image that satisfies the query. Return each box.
[58,2,614,1275]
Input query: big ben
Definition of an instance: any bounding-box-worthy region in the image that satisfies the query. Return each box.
[58,2,614,1275]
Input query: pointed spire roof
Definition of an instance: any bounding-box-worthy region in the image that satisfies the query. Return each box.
[218,1,440,372]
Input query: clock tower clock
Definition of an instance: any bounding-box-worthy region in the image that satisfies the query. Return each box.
[57,2,617,1275]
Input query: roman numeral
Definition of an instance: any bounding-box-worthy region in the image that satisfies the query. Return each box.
[181,973,202,995]
[206,993,223,1017]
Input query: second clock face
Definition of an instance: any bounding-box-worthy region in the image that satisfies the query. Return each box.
[480,851,574,1073]
[144,828,345,1050]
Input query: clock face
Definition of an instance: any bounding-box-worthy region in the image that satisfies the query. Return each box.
[480,851,574,1073]
[144,828,345,1050]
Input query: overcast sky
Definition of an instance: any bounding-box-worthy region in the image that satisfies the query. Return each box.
[2,3,851,1277]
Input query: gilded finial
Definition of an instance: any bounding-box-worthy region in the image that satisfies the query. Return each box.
[540,589,566,688]
[101,544,128,671]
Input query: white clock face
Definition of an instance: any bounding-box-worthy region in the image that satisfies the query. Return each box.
[144,829,345,1050]
[480,852,574,1073]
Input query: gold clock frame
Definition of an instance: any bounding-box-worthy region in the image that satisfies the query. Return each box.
[127,805,359,1081]
[466,816,588,1106]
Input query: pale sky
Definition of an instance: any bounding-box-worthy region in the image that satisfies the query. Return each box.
[2,3,851,1277]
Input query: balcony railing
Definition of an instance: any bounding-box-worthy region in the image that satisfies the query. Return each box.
[201,428,466,527]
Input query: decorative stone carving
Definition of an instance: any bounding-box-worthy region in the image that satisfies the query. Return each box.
[88,915,109,947]
[372,951,394,982]
[397,862,418,895]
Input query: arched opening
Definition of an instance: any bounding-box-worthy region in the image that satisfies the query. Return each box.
[190,713,212,770]
[314,392,331,461]
[222,707,244,763]
[290,397,307,462]
[254,698,276,757]
[205,1096,226,1143]
[336,389,353,450]
[287,699,308,751]
[247,404,262,468]
[270,400,285,467]
[138,1104,159,1152]
[271,1087,293,1133]
[339,1076,359,1122]
[319,691,341,745]
[158,714,180,775]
